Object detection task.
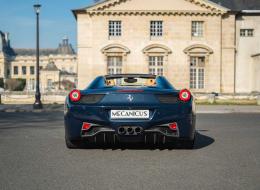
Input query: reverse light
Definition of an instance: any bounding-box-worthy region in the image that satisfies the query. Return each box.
[82,122,91,131]
[169,122,178,131]
[69,89,81,102]
[179,89,191,102]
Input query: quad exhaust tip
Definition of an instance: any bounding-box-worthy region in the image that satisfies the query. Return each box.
[135,127,142,134]
[127,127,134,134]
[118,127,126,135]
[118,126,143,135]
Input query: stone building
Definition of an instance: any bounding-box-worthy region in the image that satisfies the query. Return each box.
[0,33,77,92]
[235,11,260,93]
[211,0,260,93]
[73,0,260,93]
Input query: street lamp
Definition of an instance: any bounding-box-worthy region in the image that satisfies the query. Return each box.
[33,4,43,109]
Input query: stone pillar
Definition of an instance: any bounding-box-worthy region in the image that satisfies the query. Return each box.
[257,95,260,106]
[208,94,216,104]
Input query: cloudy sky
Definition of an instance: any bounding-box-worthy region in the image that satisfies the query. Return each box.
[0,0,94,49]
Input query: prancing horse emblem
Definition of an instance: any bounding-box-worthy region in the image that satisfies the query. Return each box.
[127,95,134,102]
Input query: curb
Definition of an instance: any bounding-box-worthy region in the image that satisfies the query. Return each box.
[0,109,63,113]
[197,110,260,114]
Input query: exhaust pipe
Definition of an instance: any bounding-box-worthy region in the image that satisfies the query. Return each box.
[127,127,134,135]
[118,127,126,135]
[135,127,142,134]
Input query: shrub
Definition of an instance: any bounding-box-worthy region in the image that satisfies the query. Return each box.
[5,78,26,91]
[0,78,4,88]
[61,80,76,91]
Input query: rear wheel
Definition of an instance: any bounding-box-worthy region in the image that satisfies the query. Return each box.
[179,139,195,149]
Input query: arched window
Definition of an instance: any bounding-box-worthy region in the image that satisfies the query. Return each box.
[101,44,130,74]
[143,44,172,76]
[184,44,213,89]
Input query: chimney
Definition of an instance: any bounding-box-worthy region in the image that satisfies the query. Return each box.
[4,32,10,47]
[62,36,69,46]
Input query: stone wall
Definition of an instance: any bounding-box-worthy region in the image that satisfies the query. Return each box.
[0,92,67,104]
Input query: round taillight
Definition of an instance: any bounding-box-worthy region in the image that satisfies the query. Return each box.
[69,89,81,102]
[179,89,191,102]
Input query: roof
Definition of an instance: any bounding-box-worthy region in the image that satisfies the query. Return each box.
[72,0,260,16]
[57,37,75,55]
[41,62,59,71]
[14,37,75,56]
[14,49,58,56]
[0,31,16,56]
[210,0,260,11]
[60,70,77,76]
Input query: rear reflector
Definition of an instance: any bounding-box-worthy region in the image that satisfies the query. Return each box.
[82,122,91,131]
[169,122,178,131]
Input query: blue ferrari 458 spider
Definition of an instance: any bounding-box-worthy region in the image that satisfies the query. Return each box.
[64,74,196,149]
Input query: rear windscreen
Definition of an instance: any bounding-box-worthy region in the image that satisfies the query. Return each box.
[87,76,174,90]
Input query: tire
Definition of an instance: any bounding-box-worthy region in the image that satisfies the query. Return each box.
[180,139,195,149]
[65,135,82,149]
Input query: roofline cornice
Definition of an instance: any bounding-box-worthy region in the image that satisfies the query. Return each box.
[85,10,225,16]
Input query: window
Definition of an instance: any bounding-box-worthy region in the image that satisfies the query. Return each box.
[150,21,163,37]
[69,67,74,73]
[190,56,205,89]
[13,66,18,75]
[29,79,35,91]
[30,66,35,75]
[107,56,122,74]
[192,21,204,37]
[109,21,121,37]
[240,29,254,37]
[22,66,27,75]
[148,56,164,76]
[47,79,52,90]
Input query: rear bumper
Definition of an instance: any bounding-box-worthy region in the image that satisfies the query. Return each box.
[64,111,195,143]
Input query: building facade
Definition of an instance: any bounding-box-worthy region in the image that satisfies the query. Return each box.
[73,0,260,93]
[235,11,260,93]
[0,33,77,92]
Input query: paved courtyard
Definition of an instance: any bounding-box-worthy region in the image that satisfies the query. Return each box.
[0,111,259,190]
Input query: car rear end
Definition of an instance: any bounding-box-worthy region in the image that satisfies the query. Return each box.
[64,87,196,148]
